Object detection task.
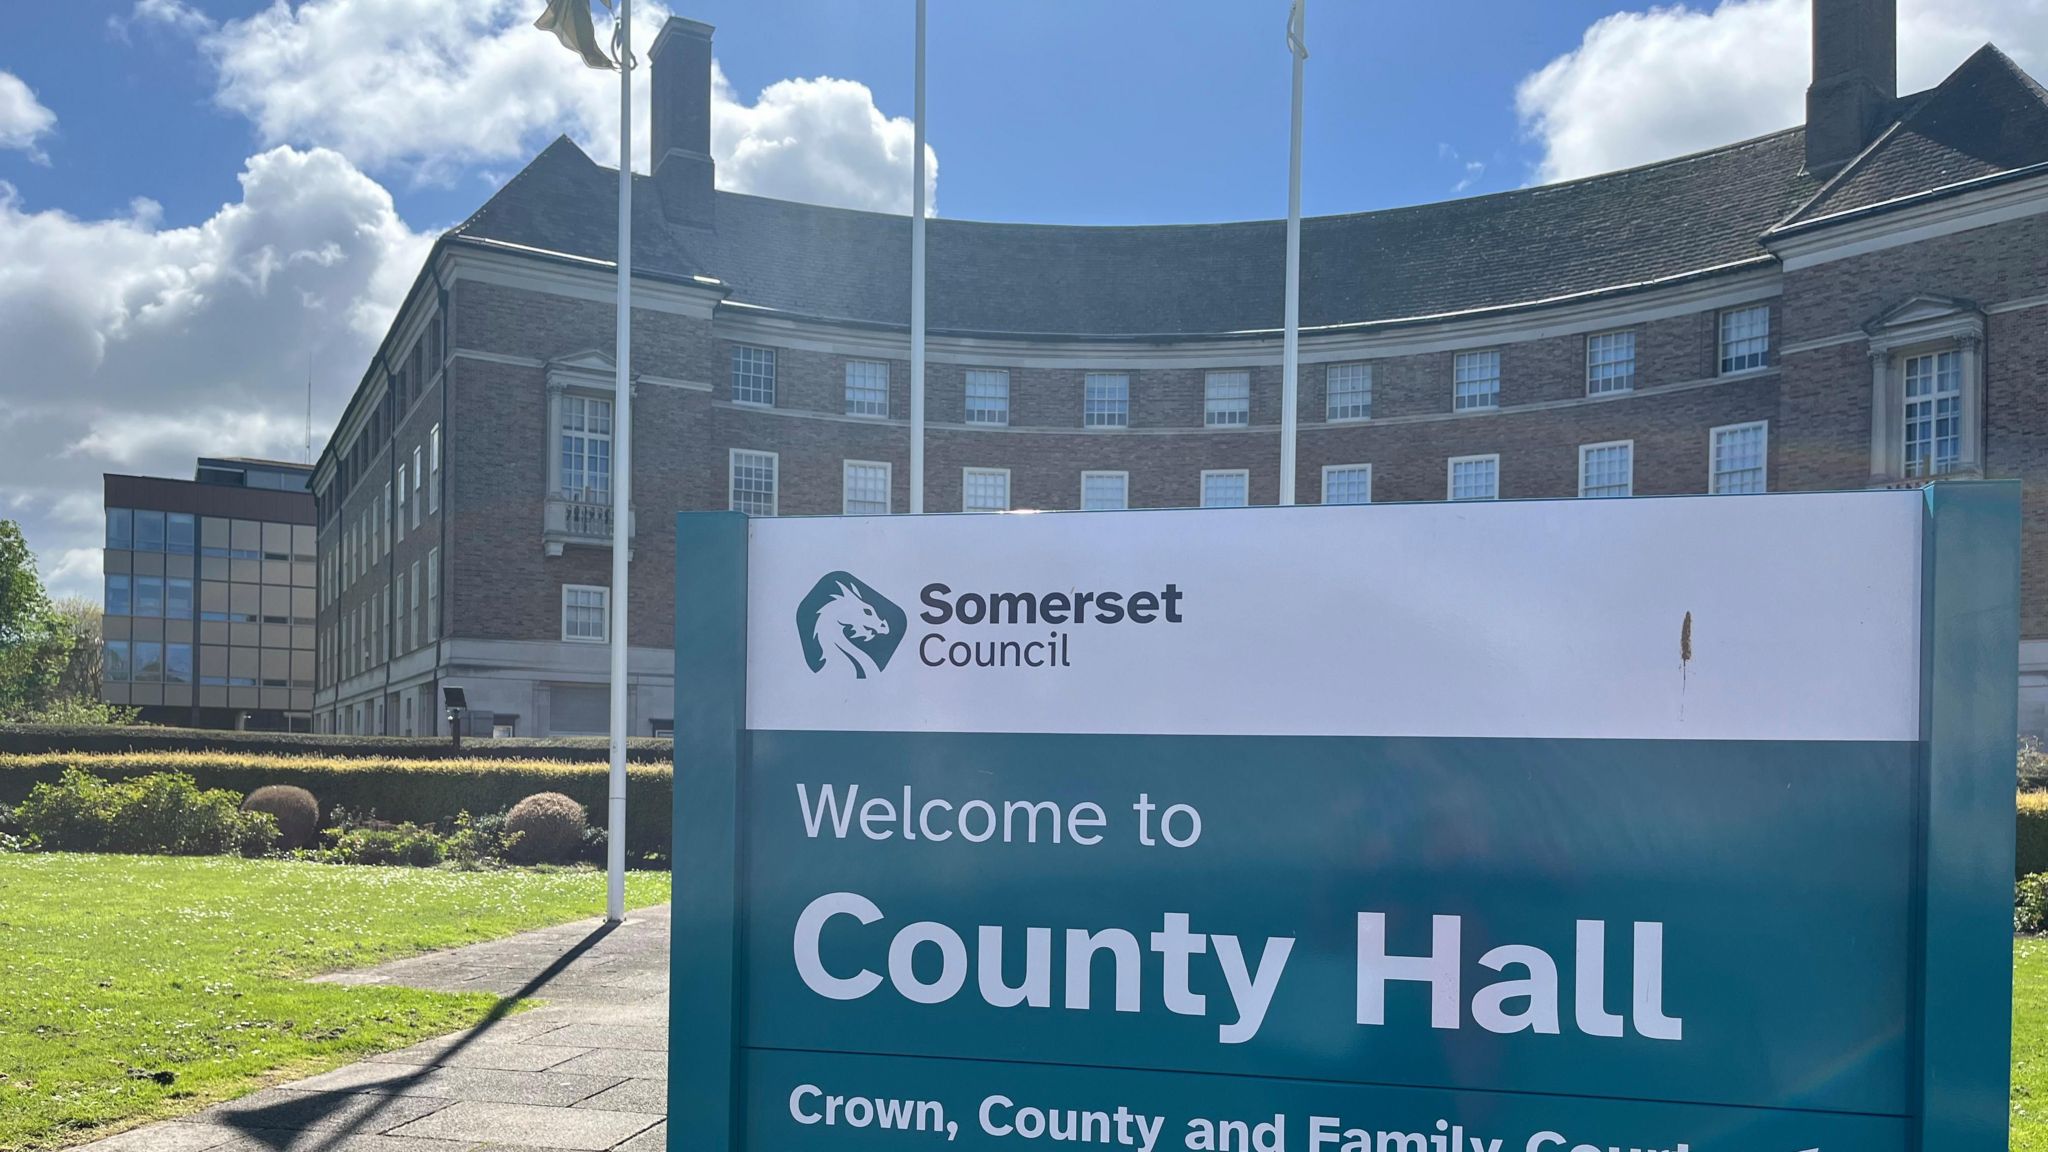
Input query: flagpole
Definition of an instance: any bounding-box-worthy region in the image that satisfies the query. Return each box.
[909,0,927,514]
[605,0,632,924]
[1280,0,1305,506]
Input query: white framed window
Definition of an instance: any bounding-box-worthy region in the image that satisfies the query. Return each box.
[562,584,608,643]
[732,345,776,406]
[965,369,1010,425]
[729,449,778,516]
[560,395,613,500]
[1080,470,1128,511]
[1083,372,1129,428]
[842,460,891,516]
[1204,371,1251,427]
[426,547,440,640]
[392,578,406,656]
[1447,454,1500,501]
[1579,440,1634,498]
[409,560,422,648]
[1326,363,1372,422]
[1710,421,1768,494]
[411,446,423,527]
[1587,331,1636,395]
[1321,464,1372,505]
[1453,350,1500,411]
[394,464,407,543]
[845,360,889,418]
[1201,469,1249,508]
[1719,306,1770,374]
[962,468,1011,512]
[1903,351,1962,477]
[427,424,441,513]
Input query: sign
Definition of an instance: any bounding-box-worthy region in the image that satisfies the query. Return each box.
[673,485,2019,1152]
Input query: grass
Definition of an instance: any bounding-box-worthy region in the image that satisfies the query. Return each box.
[2019,938,2048,1148]
[0,854,669,1151]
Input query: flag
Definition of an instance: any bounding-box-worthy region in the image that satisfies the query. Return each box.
[1287,0,1308,59]
[535,0,617,70]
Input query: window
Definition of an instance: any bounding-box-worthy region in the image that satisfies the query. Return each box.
[733,345,776,406]
[132,641,163,683]
[1587,331,1636,395]
[962,468,1010,512]
[105,574,131,616]
[1081,471,1128,511]
[1904,352,1962,477]
[843,461,891,516]
[1710,421,1768,494]
[965,369,1010,425]
[381,483,391,552]
[1084,373,1129,428]
[1205,371,1250,427]
[105,639,130,682]
[167,577,193,619]
[1321,465,1372,505]
[1326,363,1372,422]
[845,360,889,418]
[729,449,778,516]
[1448,454,1500,501]
[563,584,609,643]
[427,548,440,640]
[107,508,133,550]
[1719,306,1770,374]
[394,464,407,543]
[411,446,423,527]
[165,643,192,685]
[134,575,164,618]
[1579,441,1634,498]
[560,395,613,500]
[1453,351,1500,411]
[428,424,441,513]
[393,578,406,657]
[135,510,166,552]
[1201,470,1249,508]
[410,561,422,649]
[167,513,196,555]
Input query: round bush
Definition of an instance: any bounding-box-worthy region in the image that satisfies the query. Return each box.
[504,792,588,864]
[242,785,320,850]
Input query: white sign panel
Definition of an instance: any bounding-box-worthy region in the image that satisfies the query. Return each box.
[744,492,1923,741]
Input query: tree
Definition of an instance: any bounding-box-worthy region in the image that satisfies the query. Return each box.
[0,519,61,716]
[49,597,104,703]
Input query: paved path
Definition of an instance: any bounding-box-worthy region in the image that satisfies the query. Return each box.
[79,904,672,1152]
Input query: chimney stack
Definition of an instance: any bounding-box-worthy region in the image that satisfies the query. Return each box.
[650,16,716,228]
[1805,0,1897,178]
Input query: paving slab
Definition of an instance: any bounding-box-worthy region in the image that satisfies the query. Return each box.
[192,1089,454,1134]
[525,1025,667,1052]
[388,1102,661,1151]
[544,1050,666,1080]
[287,1063,627,1108]
[369,1040,595,1072]
[570,1080,665,1114]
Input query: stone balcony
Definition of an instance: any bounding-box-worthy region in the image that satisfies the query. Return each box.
[544,491,634,557]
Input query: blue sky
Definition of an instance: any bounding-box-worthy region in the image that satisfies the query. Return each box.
[0,0,2039,598]
[5,0,1625,234]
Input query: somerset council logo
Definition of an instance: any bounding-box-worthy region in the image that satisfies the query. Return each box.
[796,572,907,679]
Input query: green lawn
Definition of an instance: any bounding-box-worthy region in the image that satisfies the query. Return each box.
[2019,938,2048,1148]
[0,854,669,1151]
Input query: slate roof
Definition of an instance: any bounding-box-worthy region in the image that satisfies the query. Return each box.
[448,44,2046,340]
[1785,45,2048,227]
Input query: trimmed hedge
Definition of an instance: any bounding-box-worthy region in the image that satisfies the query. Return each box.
[0,752,672,859]
[0,724,671,763]
[2022,791,2048,880]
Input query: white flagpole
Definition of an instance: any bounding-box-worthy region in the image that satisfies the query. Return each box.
[909,0,928,514]
[1280,0,1306,506]
[605,0,632,924]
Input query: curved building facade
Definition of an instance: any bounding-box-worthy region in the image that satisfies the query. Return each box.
[311,6,2048,737]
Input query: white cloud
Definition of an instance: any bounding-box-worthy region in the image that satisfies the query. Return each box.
[0,71,57,163]
[0,147,431,598]
[1516,0,2048,184]
[182,0,935,212]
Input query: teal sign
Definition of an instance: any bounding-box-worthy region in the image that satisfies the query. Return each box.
[675,485,2020,1152]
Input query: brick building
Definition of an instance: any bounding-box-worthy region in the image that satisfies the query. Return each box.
[310,0,2048,737]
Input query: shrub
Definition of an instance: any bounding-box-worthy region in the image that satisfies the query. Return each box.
[504,792,587,864]
[242,784,320,850]
[2020,873,2048,933]
[2023,737,2048,791]
[445,809,521,870]
[0,724,670,762]
[324,822,445,867]
[2021,791,2048,880]
[0,752,672,859]
[17,769,276,856]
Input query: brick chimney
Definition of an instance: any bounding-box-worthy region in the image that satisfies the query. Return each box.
[650,16,716,228]
[1805,0,1897,178]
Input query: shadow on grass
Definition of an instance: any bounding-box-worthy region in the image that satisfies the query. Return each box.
[208,920,622,1150]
